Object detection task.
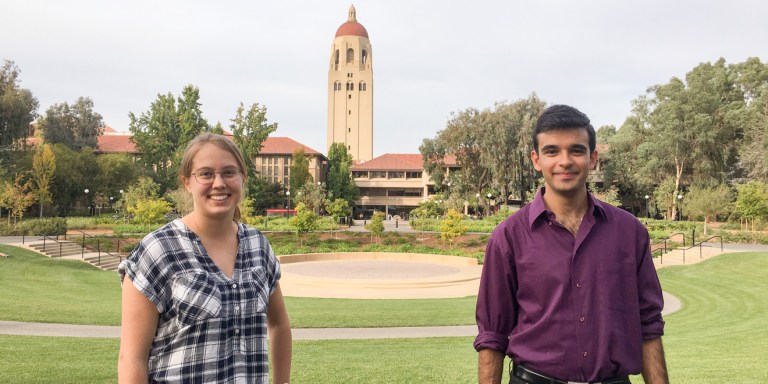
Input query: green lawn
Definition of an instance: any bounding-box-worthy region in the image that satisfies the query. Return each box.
[0,245,122,325]
[1,246,767,383]
[285,296,475,328]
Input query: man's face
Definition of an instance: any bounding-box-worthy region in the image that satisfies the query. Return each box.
[531,128,598,199]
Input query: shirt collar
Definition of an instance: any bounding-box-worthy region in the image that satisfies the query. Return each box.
[528,187,607,229]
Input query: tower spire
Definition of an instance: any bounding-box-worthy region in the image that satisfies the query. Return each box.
[348,4,357,22]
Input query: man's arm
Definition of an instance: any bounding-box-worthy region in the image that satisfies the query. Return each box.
[641,337,669,384]
[478,348,504,384]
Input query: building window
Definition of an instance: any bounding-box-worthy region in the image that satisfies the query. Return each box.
[348,127,351,132]
[346,48,354,64]
[348,110,351,115]
[348,94,352,99]
[359,82,366,91]
[406,171,422,179]
[388,171,405,179]
[335,50,339,64]
[371,171,387,179]
[352,171,369,178]
[362,49,368,65]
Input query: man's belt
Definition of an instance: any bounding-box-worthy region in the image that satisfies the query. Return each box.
[512,365,630,384]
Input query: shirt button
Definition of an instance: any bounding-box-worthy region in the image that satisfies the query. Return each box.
[235,305,240,312]
[583,352,588,357]
[234,328,240,334]
[231,283,238,289]
[576,282,582,288]
[579,316,585,322]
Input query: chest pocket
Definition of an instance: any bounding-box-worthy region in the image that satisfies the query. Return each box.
[171,271,222,325]
[241,266,269,314]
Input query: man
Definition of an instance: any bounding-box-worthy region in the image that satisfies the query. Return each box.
[474,105,668,384]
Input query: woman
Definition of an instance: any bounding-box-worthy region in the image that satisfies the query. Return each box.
[118,133,291,383]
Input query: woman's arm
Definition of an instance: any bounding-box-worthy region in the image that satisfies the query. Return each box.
[118,276,159,384]
[267,283,292,384]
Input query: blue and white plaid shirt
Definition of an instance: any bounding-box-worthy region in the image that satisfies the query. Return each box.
[119,219,281,383]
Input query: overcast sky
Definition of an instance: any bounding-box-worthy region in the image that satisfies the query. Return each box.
[3,0,767,156]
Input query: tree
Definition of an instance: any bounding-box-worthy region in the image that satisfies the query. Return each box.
[39,97,104,150]
[47,144,99,215]
[248,177,284,215]
[0,60,38,150]
[479,95,545,205]
[440,209,467,243]
[0,173,34,224]
[614,59,746,213]
[296,181,326,214]
[683,184,734,235]
[424,108,490,201]
[230,103,277,177]
[325,198,351,221]
[95,153,138,200]
[129,85,208,193]
[30,144,55,217]
[365,211,385,243]
[288,147,312,198]
[326,142,358,206]
[290,202,319,245]
[122,176,161,222]
[734,181,768,230]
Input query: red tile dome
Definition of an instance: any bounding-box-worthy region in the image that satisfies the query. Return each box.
[335,21,369,38]
[335,5,368,38]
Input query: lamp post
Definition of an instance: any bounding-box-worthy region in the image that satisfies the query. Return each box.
[487,193,493,216]
[285,190,291,216]
[119,189,125,222]
[644,195,650,218]
[84,189,90,216]
[475,193,480,218]
[677,194,683,221]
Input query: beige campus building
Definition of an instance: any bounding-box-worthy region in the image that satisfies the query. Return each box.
[327,5,374,163]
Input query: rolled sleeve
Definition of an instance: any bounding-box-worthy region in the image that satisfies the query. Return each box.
[636,229,665,339]
[474,225,517,353]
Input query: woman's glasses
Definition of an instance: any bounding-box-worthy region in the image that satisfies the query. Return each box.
[190,168,242,184]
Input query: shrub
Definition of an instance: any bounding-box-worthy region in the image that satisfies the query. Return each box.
[17,218,67,236]
[129,199,172,225]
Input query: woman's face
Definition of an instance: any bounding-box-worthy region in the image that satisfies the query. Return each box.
[182,143,243,221]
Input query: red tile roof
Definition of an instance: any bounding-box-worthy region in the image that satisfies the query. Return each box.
[96,135,138,154]
[352,153,458,171]
[259,137,323,156]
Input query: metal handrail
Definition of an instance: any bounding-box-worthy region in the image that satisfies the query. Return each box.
[680,236,723,264]
[650,232,688,264]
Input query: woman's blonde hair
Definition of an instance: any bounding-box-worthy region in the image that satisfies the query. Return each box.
[179,133,248,221]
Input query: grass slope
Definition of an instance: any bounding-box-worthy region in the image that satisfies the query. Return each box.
[0,245,121,325]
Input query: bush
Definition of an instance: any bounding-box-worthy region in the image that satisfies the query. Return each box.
[130,199,172,225]
[16,218,68,236]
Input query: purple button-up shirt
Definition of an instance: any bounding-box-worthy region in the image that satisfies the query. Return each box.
[474,189,665,382]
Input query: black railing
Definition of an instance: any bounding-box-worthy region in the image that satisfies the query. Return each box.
[680,236,723,264]
[651,232,688,264]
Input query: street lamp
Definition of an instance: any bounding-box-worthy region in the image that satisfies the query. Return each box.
[487,193,493,216]
[677,194,683,221]
[84,189,90,216]
[644,195,650,218]
[285,190,291,216]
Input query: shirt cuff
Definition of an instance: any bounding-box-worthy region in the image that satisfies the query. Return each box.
[641,318,665,340]
[474,331,508,353]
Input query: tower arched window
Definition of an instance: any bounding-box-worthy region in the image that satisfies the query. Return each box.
[346,48,354,64]
[335,50,339,64]
[347,82,354,91]
[362,49,368,65]
[359,82,366,91]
